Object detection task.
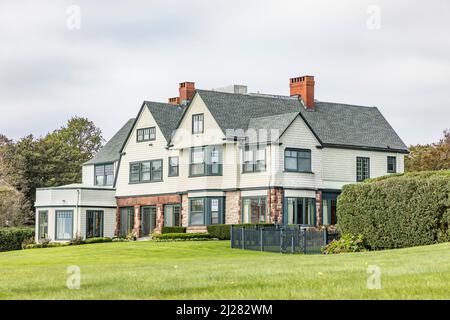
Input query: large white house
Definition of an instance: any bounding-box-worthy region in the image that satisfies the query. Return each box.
[35,75,408,242]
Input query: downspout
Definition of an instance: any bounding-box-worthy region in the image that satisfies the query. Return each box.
[76,189,81,239]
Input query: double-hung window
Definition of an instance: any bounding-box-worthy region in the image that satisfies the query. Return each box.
[190,198,205,225]
[192,114,204,134]
[129,159,163,183]
[137,127,156,142]
[284,148,311,172]
[95,163,114,186]
[387,156,397,173]
[242,144,266,173]
[168,156,179,177]
[190,146,222,176]
[356,157,370,182]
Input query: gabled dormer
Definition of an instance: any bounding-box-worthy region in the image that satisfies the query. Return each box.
[82,118,135,188]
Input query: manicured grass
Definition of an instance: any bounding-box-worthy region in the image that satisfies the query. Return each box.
[0,241,449,299]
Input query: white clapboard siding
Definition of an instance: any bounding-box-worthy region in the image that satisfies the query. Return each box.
[273,116,323,189]
[115,106,180,197]
[322,148,405,189]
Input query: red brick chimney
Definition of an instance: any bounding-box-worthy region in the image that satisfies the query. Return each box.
[179,82,196,104]
[289,75,315,110]
[168,97,180,105]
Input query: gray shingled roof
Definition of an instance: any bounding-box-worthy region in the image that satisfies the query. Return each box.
[85,118,135,165]
[196,90,408,152]
[144,101,185,142]
[245,112,299,142]
[299,101,408,152]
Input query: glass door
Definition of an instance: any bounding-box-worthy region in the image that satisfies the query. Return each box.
[141,206,156,236]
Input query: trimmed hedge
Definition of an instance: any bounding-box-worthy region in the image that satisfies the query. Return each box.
[0,227,35,252]
[161,226,186,234]
[338,171,450,250]
[153,232,211,241]
[85,237,112,244]
[207,223,275,240]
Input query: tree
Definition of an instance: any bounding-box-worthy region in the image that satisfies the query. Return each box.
[406,129,450,172]
[0,138,32,226]
[0,117,104,210]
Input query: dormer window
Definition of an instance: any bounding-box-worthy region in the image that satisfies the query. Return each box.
[95,163,114,186]
[137,127,156,142]
[192,114,204,134]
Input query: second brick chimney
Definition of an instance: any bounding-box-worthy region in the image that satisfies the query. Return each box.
[179,82,196,104]
[289,75,315,110]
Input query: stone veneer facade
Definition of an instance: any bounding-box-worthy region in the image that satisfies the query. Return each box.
[114,188,327,237]
[225,191,241,224]
[116,194,181,237]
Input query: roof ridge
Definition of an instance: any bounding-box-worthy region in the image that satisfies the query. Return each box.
[316,100,375,109]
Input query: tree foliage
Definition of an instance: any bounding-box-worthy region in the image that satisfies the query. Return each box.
[0,117,104,221]
[406,129,450,172]
[337,171,450,250]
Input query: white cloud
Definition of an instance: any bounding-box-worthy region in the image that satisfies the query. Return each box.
[0,0,449,144]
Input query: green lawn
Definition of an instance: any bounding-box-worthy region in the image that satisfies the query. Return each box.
[0,240,449,299]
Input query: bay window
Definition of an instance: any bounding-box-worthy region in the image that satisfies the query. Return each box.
[189,146,222,176]
[189,197,224,226]
[55,210,73,240]
[243,144,266,173]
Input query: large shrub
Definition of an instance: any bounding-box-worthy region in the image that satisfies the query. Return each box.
[161,226,186,234]
[321,234,367,254]
[207,223,275,240]
[338,171,450,250]
[153,233,211,241]
[0,227,35,251]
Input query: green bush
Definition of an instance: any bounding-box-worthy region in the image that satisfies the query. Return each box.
[207,225,230,240]
[85,237,112,244]
[153,232,211,241]
[207,223,275,240]
[0,227,35,252]
[161,226,186,234]
[338,170,450,250]
[322,234,367,254]
[23,241,70,250]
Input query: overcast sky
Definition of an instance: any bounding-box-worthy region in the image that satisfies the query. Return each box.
[1,0,449,145]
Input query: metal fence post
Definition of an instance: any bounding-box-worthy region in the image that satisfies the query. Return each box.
[260,228,263,252]
[279,229,282,253]
[323,228,327,245]
[241,227,245,250]
[291,235,294,254]
[230,225,233,248]
[302,229,307,254]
